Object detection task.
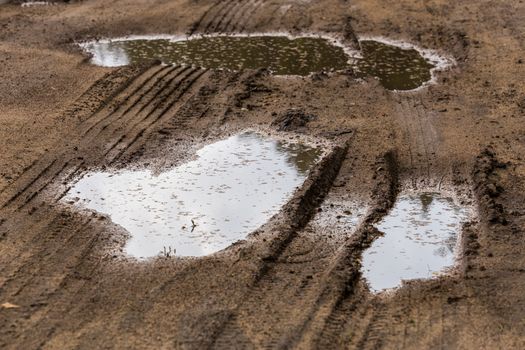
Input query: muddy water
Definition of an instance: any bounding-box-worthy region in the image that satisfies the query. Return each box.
[80,36,437,88]
[64,132,322,259]
[362,193,469,292]
[81,36,349,76]
[354,40,436,90]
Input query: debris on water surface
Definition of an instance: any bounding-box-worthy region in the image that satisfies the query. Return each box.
[80,35,350,76]
[80,34,445,89]
[353,40,437,90]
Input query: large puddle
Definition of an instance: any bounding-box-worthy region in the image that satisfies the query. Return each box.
[362,192,469,292]
[80,34,444,89]
[80,35,350,76]
[63,132,322,259]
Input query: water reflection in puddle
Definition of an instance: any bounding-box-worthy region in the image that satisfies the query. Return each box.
[81,35,350,76]
[64,132,322,259]
[362,193,469,292]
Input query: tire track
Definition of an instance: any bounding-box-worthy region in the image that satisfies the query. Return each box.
[207,0,242,33]
[222,0,254,32]
[291,152,399,349]
[207,143,351,348]
[105,68,209,162]
[80,65,172,137]
[237,0,266,32]
[190,0,267,34]
[87,65,191,144]
[0,65,204,214]
[6,216,93,299]
[0,65,164,213]
[7,220,108,350]
[202,0,238,33]
[393,94,440,187]
[188,1,225,35]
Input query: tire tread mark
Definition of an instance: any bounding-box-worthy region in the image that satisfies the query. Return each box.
[103,66,198,148]
[203,0,238,33]
[109,69,209,162]
[101,66,197,159]
[189,1,224,35]
[0,65,158,211]
[126,66,191,120]
[53,162,85,202]
[1,159,57,209]
[18,158,84,210]
[210,0,243,33]
[88,66,191,146]
[238,0,265,32]
[81,65,169,137]
[0,159,38,196]
[17,160,71,210]
[78,63,159,126]
[116,65,180,119]
[10,216,93,298]
[222,0,253,32]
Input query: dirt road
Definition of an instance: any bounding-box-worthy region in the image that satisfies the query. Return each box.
[0,0,524,348]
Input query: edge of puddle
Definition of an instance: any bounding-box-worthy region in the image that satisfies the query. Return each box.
[112,125,336,174]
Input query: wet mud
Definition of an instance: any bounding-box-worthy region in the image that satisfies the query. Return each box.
[0,0,524,349]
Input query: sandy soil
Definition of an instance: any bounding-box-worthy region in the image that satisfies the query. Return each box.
[0,0,524,348]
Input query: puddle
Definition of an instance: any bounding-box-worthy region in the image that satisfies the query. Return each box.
[80,35,444,88]
[63,132,322,259]
[353,40,436,90]
[80,35,350,76]
[362,192,469,292]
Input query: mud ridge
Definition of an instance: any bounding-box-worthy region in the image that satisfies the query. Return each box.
[208,138,351,348]
[296,150,400,348]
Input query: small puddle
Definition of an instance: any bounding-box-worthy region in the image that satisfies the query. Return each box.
[80,35,350,76]
[353,40,436,91]
[79,34,446,89]
[362,192,469,292]
[63,132,322,259]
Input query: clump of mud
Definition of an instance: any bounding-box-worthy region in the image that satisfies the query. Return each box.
[271,109,317,132]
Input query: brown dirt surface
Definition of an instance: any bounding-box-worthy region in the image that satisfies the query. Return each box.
[0,0,524,349]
